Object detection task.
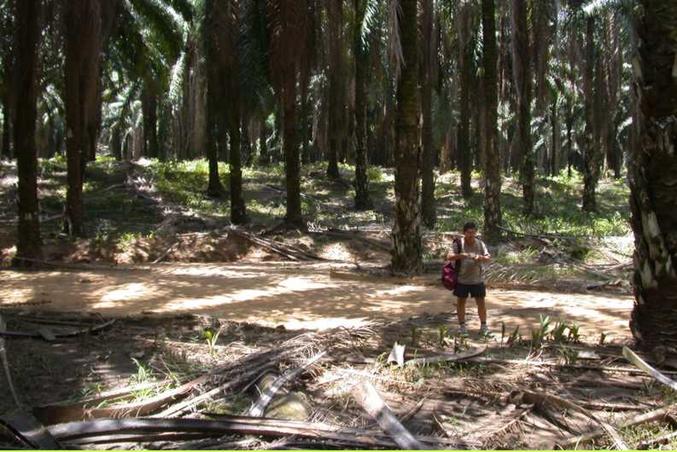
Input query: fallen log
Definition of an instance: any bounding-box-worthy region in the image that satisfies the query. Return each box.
[623,346,677,391]
[248,351,326,417]
[559,404,677,449]
[351,380,425,450]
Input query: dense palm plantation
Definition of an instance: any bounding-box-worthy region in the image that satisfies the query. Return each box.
[0,0,674,353]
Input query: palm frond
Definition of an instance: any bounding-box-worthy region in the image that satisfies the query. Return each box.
[127,0,184,62]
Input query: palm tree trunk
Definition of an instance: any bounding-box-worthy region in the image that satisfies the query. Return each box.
[458,2,473,199]
[327,0,343,179]
[142,84,159,159]
[1,93,10,160]
[63,0,102,237]
[353,0,372,211]
[228,108,248,224]
[582,16,600,212]
[629,0,677,351]
[420,0,436,228]
[511,0,534,215]
[13,0,42,266]
[482,0,501,244]
[392,0,422,274]
[282,81,303,228]
[205,93,225,197]
[1,2,14,160]
[259,114,270,165]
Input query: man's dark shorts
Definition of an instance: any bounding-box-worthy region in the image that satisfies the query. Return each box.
[453,282,486,298]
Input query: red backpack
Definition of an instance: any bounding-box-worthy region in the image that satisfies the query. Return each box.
[441,239,462,291]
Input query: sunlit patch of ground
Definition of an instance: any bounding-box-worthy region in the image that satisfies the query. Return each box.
[0,262,634,341]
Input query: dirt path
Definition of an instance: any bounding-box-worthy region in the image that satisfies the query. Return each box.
[1,262,632,339]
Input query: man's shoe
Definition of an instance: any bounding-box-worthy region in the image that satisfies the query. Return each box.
[479,324,492,337]
[457,324,469,337]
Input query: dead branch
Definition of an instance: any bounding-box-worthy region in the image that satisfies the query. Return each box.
[515,389,628,449]
[351,380,425,449]
[465,356,677,376]
[0,315,20,408]
[45,416,466,449]
[623,346,677,391]
[637,430,677,449]
[248,351,326,417]
[0,412,61,449]
[404,345,487,367]
[153,361,280,418]
[0,319,116,340]
[559,404,677,448]
[152,241,180,264]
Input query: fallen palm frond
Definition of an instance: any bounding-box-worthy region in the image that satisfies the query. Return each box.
[559,404,677,449]
[623,346,677,391]
[404,345,487,367]
[248,351,326,417]
[514,389,628,449]
[351,380,425,450]
[46,416,468,449]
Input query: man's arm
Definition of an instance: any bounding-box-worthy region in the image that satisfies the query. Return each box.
[446,241,466,261]
[473,241,491,262]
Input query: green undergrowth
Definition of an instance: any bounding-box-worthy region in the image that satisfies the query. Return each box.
[35,156,630,252]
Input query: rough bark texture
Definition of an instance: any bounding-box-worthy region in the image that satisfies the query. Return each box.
[63,0,103,237]
[482,0,501,244]
[458,2,473,199]
[326,0,343,179]
[1,1,13,160]
[228,107,248,224]
[259,114,270,165]
[142,84,159,159]
[420,0,436,228]
[12,0,42,266]
[582,16,601,212]
[267,0,310,228]
[352,0,372,211]
[391,0,422,274]
[511,0,534,215]
[629,0,677,351]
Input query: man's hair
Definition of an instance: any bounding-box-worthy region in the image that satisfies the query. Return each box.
[463,221,477,232]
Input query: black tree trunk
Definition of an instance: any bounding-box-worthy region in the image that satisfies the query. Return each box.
[12,0,42,266]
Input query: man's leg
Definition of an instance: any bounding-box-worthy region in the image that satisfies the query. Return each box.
[456,297,468,335]
[476,297,487,324]
[476,296,490,335]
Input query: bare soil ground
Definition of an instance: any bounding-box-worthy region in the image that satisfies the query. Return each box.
[2,261,632,337]
[4,159,671,450]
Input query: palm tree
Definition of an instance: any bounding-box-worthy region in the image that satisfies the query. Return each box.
[352,0,374,210]
[0,0,13,160]
[482,0,501,243]
[63,0,107,237]
[266,0,312,228]
[420,0,436,227]
[511,0,534,215]
[457,0,474,199]
[391,0,422,274]
[326,0,343,180]
[582,15,601,212]
[629,0,677,350]
[12,0,42,266]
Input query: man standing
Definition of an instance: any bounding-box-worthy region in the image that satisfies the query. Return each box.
[447,222,492,336]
